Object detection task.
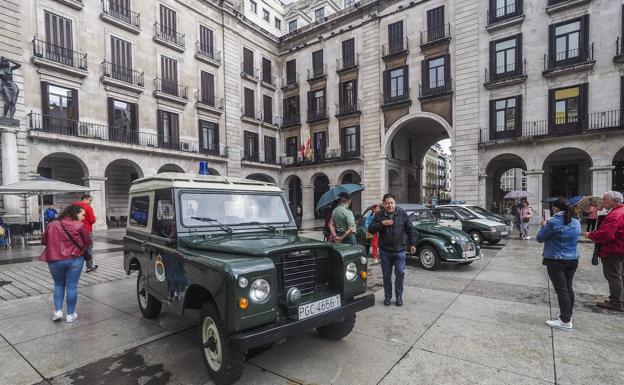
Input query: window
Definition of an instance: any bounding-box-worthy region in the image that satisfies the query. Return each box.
[489,96,521,139]
[549,84,588,134]
[250,0,257,13]
[549,16,589,66]
[198,120,218,154]
[159,5,177,39]
[262,57,272,83]
[490,0,519,21]
[157,110,179,149]
[426,6,445,41]
[243,47,254,76]
[199,25,214,55]
[315,8,325,22]
[43,82,77,122]
[200,71,215,106]
[388,21,404,53]
[309,89,326,116]
[289,19,297,32]
[427,56,446,89]
[107,98,137,140]
[342,38,355,67]
[263,95,273,124]
[264,136,276,164]
[283,95,300,124]
[244,131,259,161]
[490,35,522,78]
[313,131,326,162]
[153,189,175,238]
[389,67,405,97]
[130,196,149,227]
[160,56,178,95]
[341,126,359,155]
[110,37,133,82]
[340,80,357,110]
[263,9,270,22]
[244,87,255,118]
[286,136,298,157]
[44,12,74,65]
[275,17,281,30]
[286,59,297,84]
[312,49,324,77]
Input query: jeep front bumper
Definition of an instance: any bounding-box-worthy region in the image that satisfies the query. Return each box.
[230,294,375,352]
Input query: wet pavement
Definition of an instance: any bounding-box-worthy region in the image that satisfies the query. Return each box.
[1,232,623,385]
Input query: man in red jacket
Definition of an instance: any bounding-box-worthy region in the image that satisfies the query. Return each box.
[73,194,98,273]
[586,191,624,311]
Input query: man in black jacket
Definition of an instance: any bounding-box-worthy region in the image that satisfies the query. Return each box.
[368,193,418,306]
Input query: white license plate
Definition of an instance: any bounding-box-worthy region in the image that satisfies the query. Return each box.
[463,250,476,258]
[501,231,508,236]
[298,295,341,320]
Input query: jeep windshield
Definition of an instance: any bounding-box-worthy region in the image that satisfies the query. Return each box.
[406,209,435,222]
[180,192,291,228]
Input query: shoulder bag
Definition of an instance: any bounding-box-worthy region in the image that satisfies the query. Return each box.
[59,220,92,262]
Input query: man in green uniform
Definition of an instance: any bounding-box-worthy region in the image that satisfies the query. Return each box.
[332,192,356,245]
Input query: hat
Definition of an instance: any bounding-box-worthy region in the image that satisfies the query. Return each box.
[338,192,351,199]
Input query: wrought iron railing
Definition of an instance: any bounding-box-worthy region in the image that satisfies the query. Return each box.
[281,146,363,167]
[544,44,594,71]
[382,89,411,105]
[337,54,359,71]
[282,114,301,127]
[32,38,88,70]
[420,23,451,45]
[281,73,299,88]
[102,0,140,28]
[419,79,452,98]
[336,99,361,115]
[382,37,409,57]
[241,63,259,79]
[154,77,188,99]
[307,108,328,122]
[487,0,523,24]
[241,150,279,165]
[195,91,224,109]
[154,22,184,47]
[101,61,144,87]
[261,72,277,86]
[307,64,327,80]
[241,106,262,121]
[195,41,221,63]
[547,0,574,5]
[485,60,526,83]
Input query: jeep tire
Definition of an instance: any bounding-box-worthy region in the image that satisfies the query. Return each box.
[137,270,162,319]
[316,314,356,340]
[200,301,244,385]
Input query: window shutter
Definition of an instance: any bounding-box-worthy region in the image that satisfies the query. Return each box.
[581,15,590,60]
[548,24,555,57]
[421,60,428,89]
[489,40,496,77]
[547,89,555,134]
[515,95,522,137]
[444,54,451,86]
[198,119,204,149]
[171,113,179,147]
[515,34,523,74]
[355,125,361,153]
[403,65,409,96]
[107,97,114,127]
[264,95,272,123]
[580,83,589,129]
[322,88,327,112]
[41,81,49,116]
[353,80,358,103]
[383,70,390,98]
[294,95,300,115]
[262,58,271,80]
[131,102,138,132]
[214,123,219,147]
[489,99,496,140]
[71,88,79,121]
[282,98,288,119]
[307,91,312,114]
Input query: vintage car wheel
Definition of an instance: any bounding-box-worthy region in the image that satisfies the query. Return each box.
[136,270,162,319]
[200,301,244,385]
[469,231,484,245]
[317,314,356,340]
[418,246,441,271]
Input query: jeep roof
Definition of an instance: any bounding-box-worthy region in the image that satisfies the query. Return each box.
[129,172,280,194]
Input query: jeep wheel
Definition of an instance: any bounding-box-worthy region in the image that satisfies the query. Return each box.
[419,246,441,271]
[137,270,162,319]
[200,301,244,385]
[469,231,484,245]
[317,314,356,340]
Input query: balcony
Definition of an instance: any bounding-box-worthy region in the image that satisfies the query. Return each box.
[261,73,277,90]
[486,1,524,31]
[153,78,188,104]
[28,112,228,158]
[153,22,185,52]
[262,114,281,127]
[241,151,280,166]
[195,42,221,67]
[382,38,409,60]
[381,90,411,109]
[53,0,83,10]
[546,0,592,14]
[543,45,595,76]
[195,92,224,115]
[281,114,301,128]
[241,64,259,82]
[307,108,328,123]
[419,80,453,100]
[281,146,363,167]
[484,61,527,89]
[307,64,328,82]
[335,99,361,117]
[336,54,359,74]
[281,74,300,90]
[100,0,140,33]
[32,38,88,77]
[101,61,144,93]
[615,38,624,64]
[241,107,263,123]
[479,110,623,145]
[420,24,451,49]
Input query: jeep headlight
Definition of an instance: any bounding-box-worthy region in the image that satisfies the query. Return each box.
[360,256,367,265]
[450,236,457,244]
[345,262,357,281]
[249,278,270,302]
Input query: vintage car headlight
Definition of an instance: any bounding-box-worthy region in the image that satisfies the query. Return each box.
[249,278,270,302]
[450,236,458,244]
[345,262,358,281]
[360,256,367,265]
[238,277,248,288]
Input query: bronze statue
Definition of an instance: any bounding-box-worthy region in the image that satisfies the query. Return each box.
[0,57,21,119]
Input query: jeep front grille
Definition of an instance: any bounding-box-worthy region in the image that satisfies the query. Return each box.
[275,250,330,299]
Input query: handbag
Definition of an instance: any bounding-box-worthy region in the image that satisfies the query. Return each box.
[59,220,92,262]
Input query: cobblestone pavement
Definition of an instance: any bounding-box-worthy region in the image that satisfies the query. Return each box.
[1,233,623,385]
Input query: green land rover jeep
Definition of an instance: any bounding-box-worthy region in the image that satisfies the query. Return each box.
[123,173,374,385]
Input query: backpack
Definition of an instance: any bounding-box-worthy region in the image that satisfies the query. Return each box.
[44,208,57,221]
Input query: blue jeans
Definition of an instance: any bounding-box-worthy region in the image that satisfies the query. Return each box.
[85,233,94,269]
[48,256,84,314]
[380,249,406,300]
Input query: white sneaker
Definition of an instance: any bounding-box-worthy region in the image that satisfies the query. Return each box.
[52,310,63,322]
[66,313,78,323]
[525,236,531,240]
[546,318,572,331]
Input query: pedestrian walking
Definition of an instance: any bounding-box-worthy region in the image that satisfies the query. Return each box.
[364,205,380,262]
[537,199,580,331]
[514,199,524,239]
[331,192,356,245]
[584,200,598,232]
[39,205,92,323]
[368,193,417,307]
[520,200,534,240]
[586,191,624,312]
[73,194,98,272]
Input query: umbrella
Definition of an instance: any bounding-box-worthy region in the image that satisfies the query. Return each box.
[574,196,602,210]
[316,183,364,211]
[542,197,561,203]
[568,195,584,206]
[503,190,533,200]
[0,176,94,231]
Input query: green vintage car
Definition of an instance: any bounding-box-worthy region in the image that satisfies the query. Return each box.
[359,204,481,270]
[123,173,373,385]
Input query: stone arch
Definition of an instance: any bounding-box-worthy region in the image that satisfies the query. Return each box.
[312,173,330,219]
[37,152,90,210]
[340,170,362,215]
[246,173,276,184]
[284,174,303,216]
[158,164,185,173]
[382,112,454,154]
[542,148,593,199]
[208,168,220,176]
[485,153,528,212]
[105,159,144,227]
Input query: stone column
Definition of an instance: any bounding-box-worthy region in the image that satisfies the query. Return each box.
[301,184,315,230]
[590,165,615,196]
[525,170,544,224]
[478,174,489,208]
[1,119,22,222]
[84,176,108,230]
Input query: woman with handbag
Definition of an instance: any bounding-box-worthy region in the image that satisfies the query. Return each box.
[520,200,534,240]
[40,204,92,322]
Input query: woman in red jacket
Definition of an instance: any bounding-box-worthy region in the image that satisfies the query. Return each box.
[40,205,92,322]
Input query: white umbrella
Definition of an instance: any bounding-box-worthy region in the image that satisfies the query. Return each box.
[503,190,534,200]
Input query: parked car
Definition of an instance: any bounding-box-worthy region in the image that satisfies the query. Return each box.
[432,206,509,245]
[123,173,374,385]
[461,205,514,232]
[357,204,481,270]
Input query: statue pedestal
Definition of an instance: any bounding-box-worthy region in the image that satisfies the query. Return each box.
[1,117,22,222]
